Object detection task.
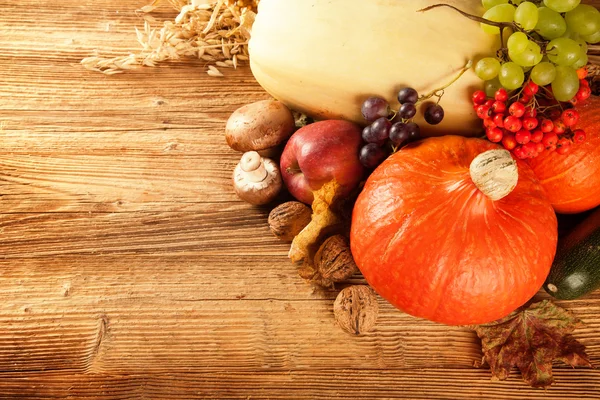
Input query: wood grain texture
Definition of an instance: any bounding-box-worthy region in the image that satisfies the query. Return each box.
[0,369,599,400]
[1,0,600,399]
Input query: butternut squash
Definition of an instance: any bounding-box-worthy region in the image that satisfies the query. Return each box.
[249,0,498,136]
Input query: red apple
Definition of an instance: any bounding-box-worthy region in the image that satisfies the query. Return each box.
[280,120,365,204]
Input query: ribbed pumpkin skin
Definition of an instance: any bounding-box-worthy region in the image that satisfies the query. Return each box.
[527,96,600,214]
[350,136,558,325]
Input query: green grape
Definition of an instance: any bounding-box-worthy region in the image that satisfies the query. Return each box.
[475,57,502,80]
[512,0,525,5]
[481,4,516,35]
[582,29,600,44]
[543,0,580,13]
[508,32,529,54]
[530,62,557,86]
[499,62,525,90]
[502,27,514,47]
[572,52,588,69]
[514,2,539,31]
[546,37,584,66]
[552,66,580,102]
[485,77,503,97]
[482,0,508,10]
[561,24,580,40]
[575,38,588,54]
[509,41,543,67]
[566,5,600,36]
[536,7,567,39]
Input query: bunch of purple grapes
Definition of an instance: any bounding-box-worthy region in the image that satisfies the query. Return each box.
[359,87,445,169]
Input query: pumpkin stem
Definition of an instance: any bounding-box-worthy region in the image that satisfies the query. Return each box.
[469,149,518,201]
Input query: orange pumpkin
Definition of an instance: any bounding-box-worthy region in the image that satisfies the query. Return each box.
[350,136,558,325]
[527,96,600,214]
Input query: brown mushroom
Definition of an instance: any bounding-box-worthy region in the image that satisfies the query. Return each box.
[233,151,282,205]
[225,100,295,156]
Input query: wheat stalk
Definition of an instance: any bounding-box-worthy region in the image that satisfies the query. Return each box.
[81,0,257,76]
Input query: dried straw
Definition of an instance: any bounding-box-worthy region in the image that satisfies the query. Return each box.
[81,0,257,76]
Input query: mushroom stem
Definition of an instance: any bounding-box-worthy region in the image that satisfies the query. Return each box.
[469,149,518,201]
[240,151,268,183]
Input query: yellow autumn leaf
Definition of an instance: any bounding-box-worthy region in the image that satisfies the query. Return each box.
[288,180,344,263]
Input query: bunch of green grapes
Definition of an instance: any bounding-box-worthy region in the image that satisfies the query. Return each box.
[475,0,599,102]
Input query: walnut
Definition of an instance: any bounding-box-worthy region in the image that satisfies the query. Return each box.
[314,235,358,284]
[333,286,379,335]
[297,235,358,288]
[268,201,312,242]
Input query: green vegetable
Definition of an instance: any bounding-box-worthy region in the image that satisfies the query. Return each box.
[545,209,600,300]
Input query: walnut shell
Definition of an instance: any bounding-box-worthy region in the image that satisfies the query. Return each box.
[268,201,312,242]
[333,286,379,335]
[314,235,358,284]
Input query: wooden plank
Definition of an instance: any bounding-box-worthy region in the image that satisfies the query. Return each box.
[0,73,267,155]
[0,369,598,400]
[0,0,179,57]
[0,153,241,211]
[0,298,480,373]
[0,63,266,151]
[0,207,286,257]
[0,55,267,157]
[0,254,598,374]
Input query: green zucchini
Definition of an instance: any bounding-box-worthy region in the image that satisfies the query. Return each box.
[545,208,600,300]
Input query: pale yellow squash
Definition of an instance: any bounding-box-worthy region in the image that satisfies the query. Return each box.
[249,0,499,136]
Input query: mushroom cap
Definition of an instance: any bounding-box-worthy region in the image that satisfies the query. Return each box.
[226,100,295,152]
[233,156,282,205]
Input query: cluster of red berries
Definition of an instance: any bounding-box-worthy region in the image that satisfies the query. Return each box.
[473,67,591,160]
[571,67,593,106]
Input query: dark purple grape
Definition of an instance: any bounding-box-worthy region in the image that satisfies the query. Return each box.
[361,96,390,122]
[370,117,391,142]
[424,104,445,125]
[405,122,421,140]
[397,87,419,104]
[362,126,372,142]
[398,103,417,119]
[389,122,410,146]
[362,124,385,146]
[359,143,387,169]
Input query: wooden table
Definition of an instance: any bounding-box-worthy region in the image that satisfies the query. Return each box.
[1,1,599,398]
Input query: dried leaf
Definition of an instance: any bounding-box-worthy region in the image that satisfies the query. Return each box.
[473,300,593,388]
[288,181,343,263]
[297,258,322,284]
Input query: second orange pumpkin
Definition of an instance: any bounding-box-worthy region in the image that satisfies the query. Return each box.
[527,96,600,214]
